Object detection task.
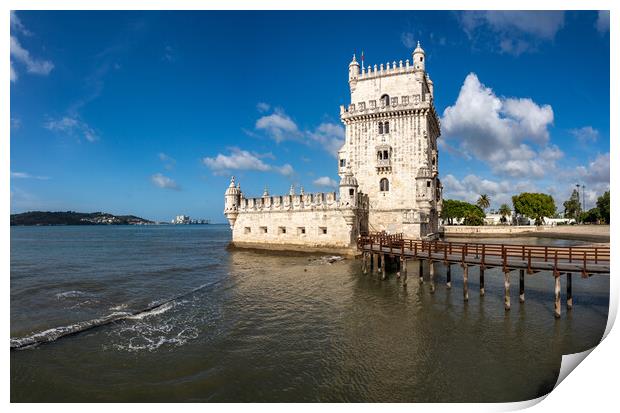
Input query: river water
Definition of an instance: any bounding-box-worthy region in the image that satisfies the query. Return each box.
[10,225,609,402]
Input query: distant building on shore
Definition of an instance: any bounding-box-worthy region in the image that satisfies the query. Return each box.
[172,215,190,224]
[171,215,210,224]
[224,42,442,253]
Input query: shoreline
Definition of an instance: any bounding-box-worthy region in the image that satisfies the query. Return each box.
[441,225,609,244]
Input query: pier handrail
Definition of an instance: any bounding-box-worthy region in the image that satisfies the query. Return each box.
[357,233,610,266]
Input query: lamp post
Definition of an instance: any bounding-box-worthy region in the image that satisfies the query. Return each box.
[576,184,581,223]
[582,185,586,212]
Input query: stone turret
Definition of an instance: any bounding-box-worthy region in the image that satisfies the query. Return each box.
[348,54,360,89]
[413,41,425,73]
[224,176,241,229]
[339,167,358,208]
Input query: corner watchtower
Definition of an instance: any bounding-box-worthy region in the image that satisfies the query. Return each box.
[413,41,425,73]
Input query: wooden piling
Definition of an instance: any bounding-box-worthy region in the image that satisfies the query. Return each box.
[429,261,435,294]
[419,260,424,284]
[519,269,525,303]
[554,274,561,318]
[479,267,485,296]
[567,272,573,310]
[373,253,379,274]
[402,258,408,287]
[446,264,452,289]
[362,252,368,274]
[504,270,511,311]
[381,254,386,280]
[463,265,469,302]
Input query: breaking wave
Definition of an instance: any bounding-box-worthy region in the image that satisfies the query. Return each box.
[10,281,217,350]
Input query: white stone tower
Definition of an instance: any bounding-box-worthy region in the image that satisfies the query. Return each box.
[338,42,442,238]
[224,176,241,229]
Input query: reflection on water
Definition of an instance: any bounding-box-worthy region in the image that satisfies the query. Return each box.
[10,226,609,402]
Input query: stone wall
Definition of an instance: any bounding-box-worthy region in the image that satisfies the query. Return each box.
[231,208,361,253]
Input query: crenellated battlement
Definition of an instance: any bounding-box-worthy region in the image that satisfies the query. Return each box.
[339,93,432,118]
[238,191,354,212]
[357,59,415,80]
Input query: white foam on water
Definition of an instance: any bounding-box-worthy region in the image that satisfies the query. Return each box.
[56,290,87,299]
[10,311,132,349]
[109,303,129,311]
[128,302,174,320]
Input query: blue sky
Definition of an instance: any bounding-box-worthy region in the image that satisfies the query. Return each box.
[10,10,610,222]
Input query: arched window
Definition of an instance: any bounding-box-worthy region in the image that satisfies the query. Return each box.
[380,178,389,192]
[380,94,390,107]
[384,121,389,134]
[378,122,383,134]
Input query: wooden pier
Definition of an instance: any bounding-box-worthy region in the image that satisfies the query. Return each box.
[357,232,610,318]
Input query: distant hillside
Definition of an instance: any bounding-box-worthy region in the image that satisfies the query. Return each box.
[10,211,154,226]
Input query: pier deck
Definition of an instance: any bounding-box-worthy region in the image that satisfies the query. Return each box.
[357,233,610,318]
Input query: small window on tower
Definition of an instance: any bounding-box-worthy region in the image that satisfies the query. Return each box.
[383,150,389,159]
[384,122,390,133]
[380,178,389,192]
[420,57,424,62]
[378,122,383,134]
[427,181,431,188]
[349,188,355,196]
[339,159,346,167]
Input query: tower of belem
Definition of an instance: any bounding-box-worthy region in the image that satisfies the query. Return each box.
[224,42,441,253]
[339,41,442,238]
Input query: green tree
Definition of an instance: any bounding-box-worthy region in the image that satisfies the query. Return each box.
[441,199,485,225]
[563,189,581,222]
[512,193,556,226]
[463,209,485,226]
[580,208,602,224]
[596,191,610,224]
[498,203,511,224]
[476,194,491,211]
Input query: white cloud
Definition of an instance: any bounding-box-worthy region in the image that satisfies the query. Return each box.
[596,11,610,34]
[570,126,599,143]
[10,36,54,78]
[442,73,557,178]
[10,11,32,36]
[151,173,180,190]
[313,176,338,189]
[11,117,22,129]
[576,153,610,186]
[275,164,295,177]
[254,106,344,157]
[442,173,534,208]
[202,147,295,177]
[401,32,416,48]
[158,152,176,170]
[10,171,50,180]
[255,109,300,143]
[163,44,174,62]
[44,116,99,142]
[459,11,565,55]
[10,61,17,82]
[306,122,345,158]
[256,102,271,113]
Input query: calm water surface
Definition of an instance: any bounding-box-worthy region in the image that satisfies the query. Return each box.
[10,225,609,402]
